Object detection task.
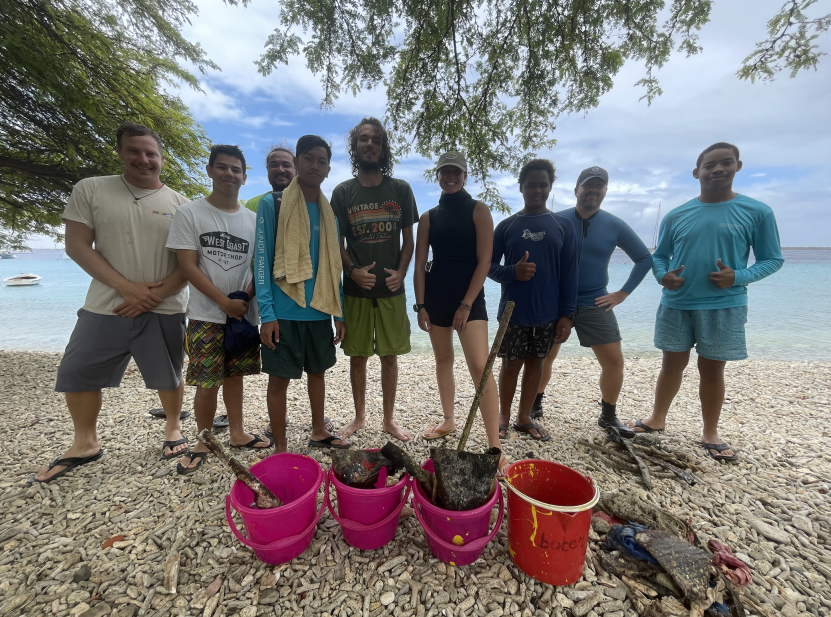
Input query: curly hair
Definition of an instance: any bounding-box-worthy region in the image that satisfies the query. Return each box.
[518,158,556,186]
[347,118,393,177]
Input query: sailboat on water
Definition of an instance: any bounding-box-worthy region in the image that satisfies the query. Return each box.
[649,201,661,254]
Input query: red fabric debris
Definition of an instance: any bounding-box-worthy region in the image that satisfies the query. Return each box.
[592,509,625,527]
[708,539,752,587]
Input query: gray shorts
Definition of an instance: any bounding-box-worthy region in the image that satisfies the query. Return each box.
[571,305,622,347]
[55,309,186,392]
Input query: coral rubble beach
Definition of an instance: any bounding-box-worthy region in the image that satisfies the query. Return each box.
[0,351,830,617]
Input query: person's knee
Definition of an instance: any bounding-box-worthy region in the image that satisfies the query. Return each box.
[697,357,726,380]
[661,351,690,373]
[307,371,325,383]
[379,355,397,370]
[524,356,544,371]
[268,377,290,393]
[350,356,368,369]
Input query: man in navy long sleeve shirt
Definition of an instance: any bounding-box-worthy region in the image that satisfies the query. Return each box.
[489,159,579,441]
[533,166,653,439]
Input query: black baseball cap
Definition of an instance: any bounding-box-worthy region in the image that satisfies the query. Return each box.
[296,135,332,161]
[576,166,609,187]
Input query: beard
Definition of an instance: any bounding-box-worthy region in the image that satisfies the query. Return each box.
[270,177,292,191]
[357,157,381,173]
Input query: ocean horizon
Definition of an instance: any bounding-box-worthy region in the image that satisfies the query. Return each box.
[2,248,829,361]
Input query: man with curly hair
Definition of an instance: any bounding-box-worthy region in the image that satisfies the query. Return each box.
[331,118,418,442]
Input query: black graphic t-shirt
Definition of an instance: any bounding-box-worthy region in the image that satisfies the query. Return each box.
[166,198,259,324]
[331,177,418,298]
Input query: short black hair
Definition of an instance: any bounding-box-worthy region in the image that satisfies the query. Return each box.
[208,144,246,171]
[116,122,162,153]
[296,135,332,162]
[519,158,556,186]
[266,144,294,166]
[696,142,740,168]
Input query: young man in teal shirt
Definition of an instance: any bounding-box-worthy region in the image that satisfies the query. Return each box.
[254,135,347,451]
[629,143,784,461]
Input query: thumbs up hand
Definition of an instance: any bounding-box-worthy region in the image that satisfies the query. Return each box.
[350,261,377,290]
[709,258,735,289]
[515,251,536,281]
[661,265,686,290]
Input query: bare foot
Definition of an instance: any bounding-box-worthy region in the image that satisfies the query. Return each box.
[626,418,666,433]
[497,454,510,477]
[399,505,413,520]
[424,418,455,440]
[702,435,735,459]
[310,429,350,448]
[384,420,412,442]
[34,443,102,483]
[338,417,365,440]
[163,429,189,457]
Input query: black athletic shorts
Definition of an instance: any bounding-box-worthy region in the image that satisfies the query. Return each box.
[497,320,558,361]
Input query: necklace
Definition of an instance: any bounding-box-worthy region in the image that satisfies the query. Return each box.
[120,175,165,201]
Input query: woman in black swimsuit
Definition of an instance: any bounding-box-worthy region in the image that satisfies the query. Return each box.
[413,151,506,474]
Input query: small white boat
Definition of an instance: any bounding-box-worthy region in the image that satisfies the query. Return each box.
[0,251,15,259]
[2,273,42,286]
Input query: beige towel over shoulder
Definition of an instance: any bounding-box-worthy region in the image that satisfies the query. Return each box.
[272,177,342,317]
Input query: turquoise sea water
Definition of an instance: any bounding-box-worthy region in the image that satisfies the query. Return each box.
[1,249,829,361]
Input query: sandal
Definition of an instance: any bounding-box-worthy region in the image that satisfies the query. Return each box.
[28,448,105,484]
[309,435,351,449]
[513,421,551,442]
[630,419,665,434]
[213,415,229,429]
[231,434,274,449]
[498,424,509,439]
[264,419,290,438]
[149,408,191,420]
[161,437,189,460]
[702,442,738,462]
[177,451,208,475]
[424,416,456,441]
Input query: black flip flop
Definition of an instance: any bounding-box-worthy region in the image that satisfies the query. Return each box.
[149,408,192,420]
[177,451,208,475]
[498,424,509,439]
[29,448,105,484]
[309,435,351,449]
[513,421,551,442]
[213,415,229,429]
[161,437,189,460]
[231,434,274,449]
[631,419,665,434]
[702,442,738,462]
[264,419,290,438]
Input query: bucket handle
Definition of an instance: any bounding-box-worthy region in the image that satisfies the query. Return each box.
[413,484,505,554]
[225,472,329,550]
[502,474,600,513]
[326,469,412,532]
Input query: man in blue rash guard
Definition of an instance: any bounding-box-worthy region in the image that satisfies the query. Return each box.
[489,159,579,442]
[627,143,784,462]
[532,166,653,439]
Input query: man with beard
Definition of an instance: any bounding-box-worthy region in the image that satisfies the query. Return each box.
[245,145,296,212]
[331,118,418,442]
[531,166,652,439]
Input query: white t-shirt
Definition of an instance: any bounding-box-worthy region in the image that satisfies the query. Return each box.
[166,198,259,324]
[61,175,189,315]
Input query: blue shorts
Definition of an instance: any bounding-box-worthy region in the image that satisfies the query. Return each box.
[653,304,748,362]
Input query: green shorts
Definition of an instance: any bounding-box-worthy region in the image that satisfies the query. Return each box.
[260,319,337,379]
[341,294,411,357]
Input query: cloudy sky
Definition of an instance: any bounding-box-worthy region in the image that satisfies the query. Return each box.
[36,0,830,248]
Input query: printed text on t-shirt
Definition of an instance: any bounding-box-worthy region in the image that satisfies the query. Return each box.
[346,201,402,244]
[200,231,250,271]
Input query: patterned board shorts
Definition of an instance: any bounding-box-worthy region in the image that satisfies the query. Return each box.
[185,320,261,388]
[498,320,558,361]
[653,304,748,362]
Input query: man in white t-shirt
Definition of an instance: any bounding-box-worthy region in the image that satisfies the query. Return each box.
[33,123,190,484]
[167,145,271,474]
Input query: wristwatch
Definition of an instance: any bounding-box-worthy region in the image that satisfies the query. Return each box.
[344,264,355,279]
[413,303,425,313]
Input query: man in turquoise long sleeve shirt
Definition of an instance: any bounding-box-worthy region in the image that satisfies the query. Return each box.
[255,135,348,452]
[628,143,784,462]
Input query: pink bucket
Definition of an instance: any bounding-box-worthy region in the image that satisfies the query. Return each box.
[412,459,504,566]
[225,453,327,564]
[327,466,411,550]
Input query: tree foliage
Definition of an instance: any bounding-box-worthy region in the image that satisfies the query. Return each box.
[0,0,214,243]
[254,0,828,211]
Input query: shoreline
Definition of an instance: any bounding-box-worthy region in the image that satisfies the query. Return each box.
[0,352,829,617]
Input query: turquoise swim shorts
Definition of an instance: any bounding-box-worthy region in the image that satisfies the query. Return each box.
[653,304,748,361]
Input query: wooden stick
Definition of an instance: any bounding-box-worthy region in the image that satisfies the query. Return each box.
[381,441,435,495]
[637,451,698,486]
[197,429,282,509]
[457,301,514,452]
